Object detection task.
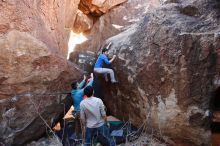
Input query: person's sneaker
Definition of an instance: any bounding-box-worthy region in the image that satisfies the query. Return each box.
[111,80,118,84]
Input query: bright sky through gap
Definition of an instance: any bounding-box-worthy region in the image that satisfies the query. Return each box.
[67,31,87,59]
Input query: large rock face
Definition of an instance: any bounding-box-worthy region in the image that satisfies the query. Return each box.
[103,1,220,145]
[0,30,81,146]
[70,0,220,145]
[0,0,82,145]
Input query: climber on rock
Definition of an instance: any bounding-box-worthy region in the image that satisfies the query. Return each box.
[80,86,116,146]
[71,73,94,139]
[94,42,118,83]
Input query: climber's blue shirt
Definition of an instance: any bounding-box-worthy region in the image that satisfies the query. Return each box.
[94,54,110,68]
[71,79,93,112]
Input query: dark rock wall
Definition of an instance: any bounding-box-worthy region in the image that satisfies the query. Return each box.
[102,2,220,145]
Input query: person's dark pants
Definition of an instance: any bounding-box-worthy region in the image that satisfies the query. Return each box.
[73,111,81,139]
[84,124,115,146]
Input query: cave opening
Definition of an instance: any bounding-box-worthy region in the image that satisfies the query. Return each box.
[211,87,220,145]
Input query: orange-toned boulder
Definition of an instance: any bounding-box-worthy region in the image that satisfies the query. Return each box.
[92,0,128,13]
[79,0,127,16]
[73,11,93,33]
[0,30,81,99]
[0,30,81,146]
[65,0,81,29]
[0,0,80,56]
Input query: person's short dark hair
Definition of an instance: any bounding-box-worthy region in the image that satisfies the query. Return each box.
[84,86,94,97]
[102,48,108,54]
[71,82,77,90]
